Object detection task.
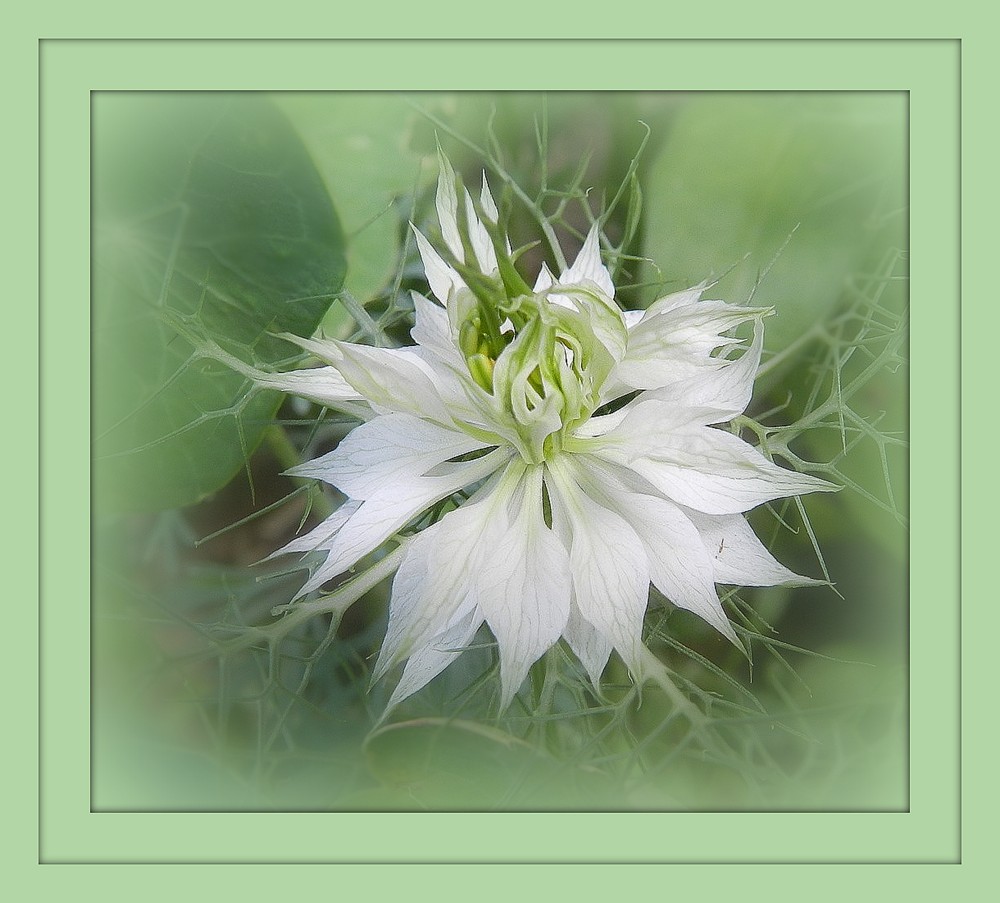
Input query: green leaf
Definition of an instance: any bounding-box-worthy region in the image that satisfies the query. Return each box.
[640,94,906,360]
[274,94,431,316]
[93,94,346,512]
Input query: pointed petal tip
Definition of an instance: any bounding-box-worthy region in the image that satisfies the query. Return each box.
[480,171,499,223]
[496,677,521,714]
[411,224,462,304]
[780,573,834,590]
[370,648,397,688]
[728,628,750,661]
[533,261,555,293]
[692,598,744,651]
[799,472,841,494]
[560,223,615,298]
[434,137,454,169]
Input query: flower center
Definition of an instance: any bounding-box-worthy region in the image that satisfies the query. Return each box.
[453,288,620,463]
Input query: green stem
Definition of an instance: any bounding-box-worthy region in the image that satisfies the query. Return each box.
[637,646,710,734]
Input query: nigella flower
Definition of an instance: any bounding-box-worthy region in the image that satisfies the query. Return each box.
[240,154,835,710]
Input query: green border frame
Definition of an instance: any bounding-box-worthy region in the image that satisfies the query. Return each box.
[26,30,977,879]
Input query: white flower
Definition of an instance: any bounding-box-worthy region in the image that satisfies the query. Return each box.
[248,154,835,710]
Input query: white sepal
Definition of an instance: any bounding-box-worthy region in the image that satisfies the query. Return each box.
[291,447,512,598]
[373,508,482,684]
[385,607,483,710]
[411,225,463,305]
[685,509,824,587]
[267,500,361,559]
[647,316,764,419]
[409,291,459,364]
[573,458,739,644]
[373,461,522,686]
[633,283,708,321]
[474,466,572,709]
[288,412,489,500]
[333,341,455,425]
[250,367,371,420]
[560,223,615,299]
[546,457,650,673]
[618,316,765,422]
[273,331,345,365]
[593,408,836,515]
[479,171,500,223]
[561,606,614,689]
[533,262,556,293]
[435,150,465,263]
[463,187,498,274]
[544,459,613,687]
[612,296,768,393]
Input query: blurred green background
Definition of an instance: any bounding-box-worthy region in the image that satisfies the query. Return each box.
[92,91,907,811]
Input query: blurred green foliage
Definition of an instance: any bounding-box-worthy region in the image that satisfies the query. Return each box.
[640,94,906,358]
[274,94,431,317]
[93,94,346,511]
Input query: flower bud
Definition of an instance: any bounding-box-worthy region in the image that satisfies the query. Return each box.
[466,352,496,393]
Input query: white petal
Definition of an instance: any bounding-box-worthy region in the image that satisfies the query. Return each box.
[575,373,733,442]
[613,299,768,393]
[560,223,615,299]
[408,289,447,338]
[250,367,372,419]
[561,606,613,689]
[635,283,708,320]
[372,529,436,678]
[685,510,823,587]
[411,224,463,305]
[609,354,728,396]
[547,286,629,369]
[640,317,765,421]
[385,606,483,709]
[407,297,491,421]
[407,296,497,427]
[198,336,371,417]
[294,447,512,597]
[480,171,500,223]
[544,462,613,686]
[588,395,718,444]
[647,429,836,514]
[268,500,361,558]
[332,341,454,424]
[288,412,490,500]
[624,495,737,642]
[571,406,632,440]
[546,458,650,672]
[463,188,498,273]
[373,461,522,680]
[479,173,513,255]
[274,331,344,366]
[474,466,571,709]
[374,517,477,683]
[595,413,837,515]
[409,291,463,367]
[490,325,566,457]
[435,150,464,263]
[630,300,763,357]
[622,309,644,329]
[533,262,556,293]
[572,459,738,644]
